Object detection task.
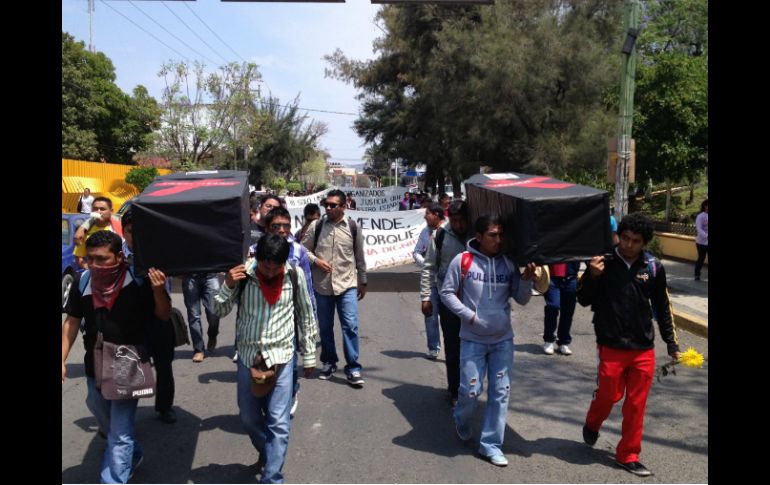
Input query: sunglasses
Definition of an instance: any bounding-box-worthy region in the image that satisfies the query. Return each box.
[322,202,340,209]
[270,223,292,230]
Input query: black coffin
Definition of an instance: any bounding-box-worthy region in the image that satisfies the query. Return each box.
[464,173,613,265]
[131,170,250,276]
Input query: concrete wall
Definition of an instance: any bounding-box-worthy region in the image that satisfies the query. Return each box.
[655,232,708,264]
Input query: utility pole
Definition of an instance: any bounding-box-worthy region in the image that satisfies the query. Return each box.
[614,0,640,221]
[88,0,95,53]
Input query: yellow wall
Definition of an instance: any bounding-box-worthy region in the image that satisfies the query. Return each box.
[655,232,708,264]
[62,159,172,213]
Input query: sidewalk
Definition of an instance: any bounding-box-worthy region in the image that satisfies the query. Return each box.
[661,257,708,338]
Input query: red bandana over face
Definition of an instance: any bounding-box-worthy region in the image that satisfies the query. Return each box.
[256,267,285,305]
[90,261,129,311]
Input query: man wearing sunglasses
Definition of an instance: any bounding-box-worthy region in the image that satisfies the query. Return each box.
[263,207,316,417]
[301,189,367,387]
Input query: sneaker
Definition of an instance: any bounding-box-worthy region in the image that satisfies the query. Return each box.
[347,371,365,386]
[582,425,599,446]
[531,288,541,296]
[128,454,143,480]
[455,422,471,441]
[290,392,299,417]
[616,460,652,477]
[427,349,439,360]
[558,344,573,355]
[157,409,177,424]
[192,352,205,363]
[232,351,239,363]
[488,455,508,467]
[207,336,217,352]
[543,342,555,355]
[318,363,337,380]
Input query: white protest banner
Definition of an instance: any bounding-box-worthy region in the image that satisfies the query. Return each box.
[283,186,409,212]
[283,189,330,209]
[288,208,426,270]
[337,186,409,212]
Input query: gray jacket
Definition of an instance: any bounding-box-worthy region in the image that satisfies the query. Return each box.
[439,240,532,344]
[419,224,470,300]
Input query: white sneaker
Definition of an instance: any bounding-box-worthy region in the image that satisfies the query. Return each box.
[543,342,555,355]
[489,454,508,467]
[558,344,573,355]
[232,351,239,363]
[427,349,439,360]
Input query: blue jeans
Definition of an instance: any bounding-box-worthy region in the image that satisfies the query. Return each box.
[183,274,221,353]
[454,338,514,458]
[86,376,110,437]
[100,397,142,483]
[315,288,362,373]
[424,286,441,352]
[237,356,294,484]
[543,277,577,345]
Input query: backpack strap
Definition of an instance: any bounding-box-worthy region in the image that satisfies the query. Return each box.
[457,251,473,300]
[78,270,91,294]
[348,217,358,254]
[312,216,326,252]
[644,251,657,279]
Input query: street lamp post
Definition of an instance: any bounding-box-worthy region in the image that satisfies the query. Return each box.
[615,0,641,221]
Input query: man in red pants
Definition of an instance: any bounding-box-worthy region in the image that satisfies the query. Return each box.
[577,212,680,477]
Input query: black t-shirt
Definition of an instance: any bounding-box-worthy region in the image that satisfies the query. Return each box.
[65,272,156,378]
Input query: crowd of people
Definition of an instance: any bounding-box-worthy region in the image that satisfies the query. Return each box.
[62,187,694,483]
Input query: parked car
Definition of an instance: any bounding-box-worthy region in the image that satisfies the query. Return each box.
[62,213,89,311]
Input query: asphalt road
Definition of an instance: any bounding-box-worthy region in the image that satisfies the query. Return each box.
[62,264,708,483]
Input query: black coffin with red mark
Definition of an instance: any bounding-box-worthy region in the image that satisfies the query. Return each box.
[464,173,613,266]
[131,170,250,276]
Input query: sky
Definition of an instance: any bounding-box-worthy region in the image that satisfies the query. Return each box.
[61,0,384,168]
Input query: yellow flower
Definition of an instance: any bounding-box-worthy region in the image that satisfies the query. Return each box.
[678,347,704,368]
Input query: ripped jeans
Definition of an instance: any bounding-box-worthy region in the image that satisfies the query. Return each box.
[453,338,514,458]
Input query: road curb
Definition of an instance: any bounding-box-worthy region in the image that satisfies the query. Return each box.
[673,310,707,338]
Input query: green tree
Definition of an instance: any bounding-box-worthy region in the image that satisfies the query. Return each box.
[326,1,622,189]
[62,32,160,164]
[634,0,708,220]
[246,96,327,187]
[153,61,261,170]
[125,166,159,192]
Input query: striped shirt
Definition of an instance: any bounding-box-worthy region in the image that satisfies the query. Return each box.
[213,261,318,370]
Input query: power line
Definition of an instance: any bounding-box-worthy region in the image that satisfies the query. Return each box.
[161,1,231,65]
[182,1,246,63]
[98,0,191,62]
[126,0,218,65]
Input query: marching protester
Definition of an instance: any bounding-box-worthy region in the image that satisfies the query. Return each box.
[73,196,123,269]
[295,203,321,242]
[301,189,367,386]
[213,234,317,483]
[440,215,537,467]
[413,203,446,359]
[122,210,177,423]
[420,200,471,406]
[542,262,581,356]
[62,230,171,483]
[263,206,317,417]
[577,212,680,477]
